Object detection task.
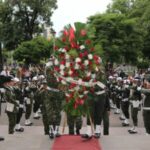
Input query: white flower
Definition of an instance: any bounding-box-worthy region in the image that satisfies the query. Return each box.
[69,89,75,92]
[59,48,66,53]
[75,64,80,70]
[91,74,96,79]
[67,77,74,82]
[61,80,67,85]
[54,59,59,65]
[65,93,70,97]
[68,70,73,75]
[87,71,91,76]
[88,54,93,60]
[98,57,102,63]
[84,60,89,66]
[80,45,85,50]
[66,62,70,68]
[46,61,53,67]
[75,57,81,63]
[60,70,64,75]
[78,79,83,85]
[65,54,70,59]
[74,86,80,91]
[61,48,66,53]
[95,67,99,72]
[60,64,65,70]
[79,95,84,98]
[84,91,88,94]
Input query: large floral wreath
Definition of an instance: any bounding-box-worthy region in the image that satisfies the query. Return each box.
[49,22,104,115]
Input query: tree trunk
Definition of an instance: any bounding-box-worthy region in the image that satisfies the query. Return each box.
[0,43,3,72]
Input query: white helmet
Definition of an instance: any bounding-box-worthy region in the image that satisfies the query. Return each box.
[32,76,38,81]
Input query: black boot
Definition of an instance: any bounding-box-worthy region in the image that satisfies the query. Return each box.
[94,133,101,138]
[81,134,92,139]
[0,137,4,141]
[49,133,54,139]
[76,128,80,135]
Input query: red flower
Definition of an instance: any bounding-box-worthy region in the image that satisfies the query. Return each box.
[60,60,66,65]
[54,66,60,72]
[79,53,84,58]
[54,46,59,51]
[69,27,75,42]
[85,40,91,45]
[83,51,88,56]
[74,102,78,109]
[64,46,70,51]
[63,29,69,36]
[89,61,92,66]
[90,47,94,51]
[62,37,66,42]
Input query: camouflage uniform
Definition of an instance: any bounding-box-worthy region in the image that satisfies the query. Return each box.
[22,82,33,125]
[13,85,24,131]
[39,85,62,134]
[5,86,18,134]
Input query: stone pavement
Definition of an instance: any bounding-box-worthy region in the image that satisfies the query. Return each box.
[0,105,150,150]
[0,125,149,150]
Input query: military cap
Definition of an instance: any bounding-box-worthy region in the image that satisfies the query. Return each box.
[0,75,12,86]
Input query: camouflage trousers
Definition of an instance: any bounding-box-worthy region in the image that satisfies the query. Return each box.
[67,114,82,135]
[7,112,17,134]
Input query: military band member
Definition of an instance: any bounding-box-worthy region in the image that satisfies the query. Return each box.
[0,75,6,141]
[4,77,19,134]
[39,80,62,139]
[128,79,142,133]
[141,77,150,135]
[22,79,33,126]
[121,80,130,126]
[82,79,107,139]
[13,78,24,132]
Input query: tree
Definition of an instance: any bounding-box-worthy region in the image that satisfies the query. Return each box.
[13,36,53,64]
[87,13,143,64]
[107,0,135,15]
[0,0,57,70]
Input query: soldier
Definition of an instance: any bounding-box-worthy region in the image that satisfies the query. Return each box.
[114,77,123,114]
[3,76,19,134]
[121,80,130,126]
[31,76,40,119]
[13,78,24,132]
[22,79,33,126]
[39,80,62,139]
[82,78,107,139]
[0,75,6,141]
[128,79,142,134]
[141,77,150,135]
[67,110,82,135]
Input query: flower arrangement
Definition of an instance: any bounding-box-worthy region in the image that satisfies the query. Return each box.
[50,22,103,115]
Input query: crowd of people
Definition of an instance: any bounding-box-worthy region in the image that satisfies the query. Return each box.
[0,63,150,142]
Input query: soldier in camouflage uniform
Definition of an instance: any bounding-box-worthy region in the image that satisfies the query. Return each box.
[30,77,40,119]
[39,80,62,139]
[82,74,107,139]
[0,75,6,141]
[67,113,82,135]
[13,78,24,132]
[4,77,19,134]
[22,79,33,126]
[141,77,150,135]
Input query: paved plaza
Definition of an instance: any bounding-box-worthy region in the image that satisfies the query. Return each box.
[0,105,150,150]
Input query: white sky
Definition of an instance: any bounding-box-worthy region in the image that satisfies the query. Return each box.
[51,0,112,34]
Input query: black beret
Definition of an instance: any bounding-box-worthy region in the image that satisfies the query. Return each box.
[0,75,12,86]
